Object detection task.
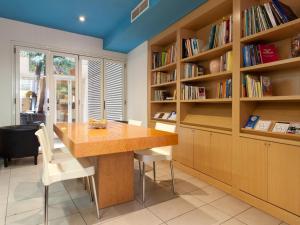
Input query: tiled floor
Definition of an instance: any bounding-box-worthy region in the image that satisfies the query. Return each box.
[0,155,289,225]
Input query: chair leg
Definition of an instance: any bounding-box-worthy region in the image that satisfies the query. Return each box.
[138,161,142,176]
[170,161,175,194]
[34,155,38,165]
[4,158,8,167]
[142,162,146,203]
[153,161,156,181]
[91,175,100,219]
[86,177,93,202]
[44,186,49,225]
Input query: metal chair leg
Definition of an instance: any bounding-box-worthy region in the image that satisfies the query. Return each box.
[138,161,142,176]
[87,176,93,202]
[170,161,175,194]
[91,175,100,219]
[153,161,156,181]
[142,162,146,203]
[44,186,49,225]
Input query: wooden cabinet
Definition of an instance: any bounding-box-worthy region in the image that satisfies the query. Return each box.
[210,133,232,185]
[194,130,211,174]
[177,127,194,167]
[238,138,268,201]
[268,142,300,215]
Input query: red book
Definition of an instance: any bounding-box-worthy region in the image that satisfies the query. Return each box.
[258,44,279,63]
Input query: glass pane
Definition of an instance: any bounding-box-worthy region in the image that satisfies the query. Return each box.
[19,50,46,125]
[56,80,69,122]
[53,55,76,76]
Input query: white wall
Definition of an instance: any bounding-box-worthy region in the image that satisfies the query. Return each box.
[0,17,126,126]
[127,41,148,127]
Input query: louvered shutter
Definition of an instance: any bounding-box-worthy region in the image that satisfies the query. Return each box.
[104,60,125,120]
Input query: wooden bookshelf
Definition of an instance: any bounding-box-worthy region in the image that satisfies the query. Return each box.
[181,43,233,63]
[148,0,300,223]
[181,71,232,82]
[151,118,176,123]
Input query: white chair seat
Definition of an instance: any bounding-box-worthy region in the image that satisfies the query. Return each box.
[134,147,171,162]
[51,148,73,162]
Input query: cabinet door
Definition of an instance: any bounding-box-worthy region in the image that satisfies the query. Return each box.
[194,129,211,174]
[268,143,300,215]
[210,133,232,184]
[177,127,194,168]
[238,138,268,200]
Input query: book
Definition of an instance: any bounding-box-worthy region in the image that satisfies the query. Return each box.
[154,112,164,119]
[258,44,279,63]
[272,122,290,133]
[162,112,171,120]
[245,115,260,129]
[287,122,300,134]
[254,120,272,131]
[152,43,176,69]
[181,85,206,100]
[260,76,272,96]
[169,112,177,120]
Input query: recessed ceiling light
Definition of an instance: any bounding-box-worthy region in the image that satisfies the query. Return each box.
[79,16,85,22]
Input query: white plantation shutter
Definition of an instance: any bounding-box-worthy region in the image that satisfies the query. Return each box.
[88,60,103,120]
[104,60,125,120]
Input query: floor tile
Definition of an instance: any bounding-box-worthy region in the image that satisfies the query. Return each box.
[0,201,7,219]
[236,208,281,225]
[166,205,230,225]
[7,197,43,216]
[191,185,227,203]
[172,180,200,194]
[221,218,246,225]
[185,177,210,189]
[210,195,251,216]
[45,213,86,225]
[98,208,162,225]
[148,196,203,221]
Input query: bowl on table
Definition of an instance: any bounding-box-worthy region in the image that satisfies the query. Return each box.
[88,119,107,129]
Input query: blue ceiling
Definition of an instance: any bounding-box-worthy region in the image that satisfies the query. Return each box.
[0,0,207,53]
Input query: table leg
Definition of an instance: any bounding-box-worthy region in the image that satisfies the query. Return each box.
[97,151,134,208]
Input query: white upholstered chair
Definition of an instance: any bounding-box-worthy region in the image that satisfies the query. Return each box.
[134,122,176,203]
[35,129,100,225]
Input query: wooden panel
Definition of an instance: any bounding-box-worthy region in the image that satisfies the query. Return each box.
[194,129,211,174]
[268,143,300,215]
[54,121,178,158]
[210,132,232,184]
[238,138,268,201]
[177,127,194,167]
[97,152,134,208]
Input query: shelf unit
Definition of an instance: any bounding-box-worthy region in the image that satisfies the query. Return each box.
[148,0,300,223]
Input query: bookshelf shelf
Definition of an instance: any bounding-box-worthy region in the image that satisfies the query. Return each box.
[181,43,233,63]
[150,100,176,104]
[181,98,232,103]
[240,57,300,73]
[151,81,177,88]
[240,96,300,102]
[151,118,176,123]
[152,62,177,72]
[240,128,300,142]
[181,71,232,83]
[241,18,300,44]
[181,120,232,131]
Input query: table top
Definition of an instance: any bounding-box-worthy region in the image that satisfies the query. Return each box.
[53,121,178,158]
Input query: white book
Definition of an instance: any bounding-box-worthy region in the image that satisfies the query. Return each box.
[272,122,290,133]
[254,120,272,131]
[264,3,277,27]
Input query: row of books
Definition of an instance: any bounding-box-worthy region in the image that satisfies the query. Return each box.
[182,63,205,79]
[242,75,272,98]
[182,38,203,58]
[208,16,233,49]
[152,70,176,85]
[242,44,279,67]
[242,0,297,37]
[153,111,176,121]
[152,43,176,69]
[153,90,176,101]
[245,115,300,134]
[220,51,233,72]
[181,85,206,100]
[216,79,232,99]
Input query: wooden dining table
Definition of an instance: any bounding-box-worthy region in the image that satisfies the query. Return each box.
[53,121,178,208]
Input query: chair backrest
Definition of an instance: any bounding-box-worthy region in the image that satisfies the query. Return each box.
[35,129,50,184]
[40,123,53,161]
[155,122,176,133]
[128,119,142,127]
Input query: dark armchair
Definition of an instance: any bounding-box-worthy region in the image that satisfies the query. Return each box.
[0,125,39,167]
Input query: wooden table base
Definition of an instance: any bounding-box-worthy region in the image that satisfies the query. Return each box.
[97,152,134,208]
